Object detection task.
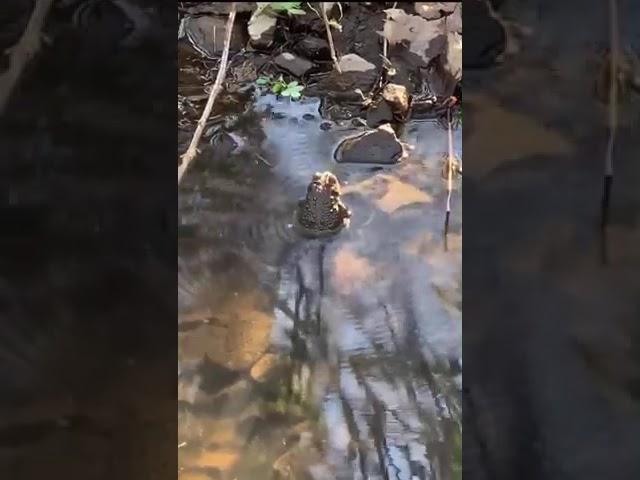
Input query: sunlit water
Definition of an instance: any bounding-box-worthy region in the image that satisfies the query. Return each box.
[178,87,461,479]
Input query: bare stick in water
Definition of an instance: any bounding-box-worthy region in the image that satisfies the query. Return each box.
[444,108,454,241]
[178,3,237,183]
[0,0,55,115]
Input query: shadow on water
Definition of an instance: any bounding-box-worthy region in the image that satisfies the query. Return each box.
[178,52,461,479]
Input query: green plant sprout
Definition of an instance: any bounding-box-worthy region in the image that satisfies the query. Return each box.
[257,2,306,16]
[256,75,305,100]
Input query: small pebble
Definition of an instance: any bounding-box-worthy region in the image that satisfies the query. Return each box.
[319,121,333,131]
[302,113,316,121]
[271,112,287,119]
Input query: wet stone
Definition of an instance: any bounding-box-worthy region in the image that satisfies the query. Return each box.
[381,83,411,119]
[366,99,394,128]
[274,52,316,78]
[294,36,331,61]
[302,113,316,121]
[319,121,333,131]
[335,124,405,164]
[271,112,287,120]
[316,54,378,100]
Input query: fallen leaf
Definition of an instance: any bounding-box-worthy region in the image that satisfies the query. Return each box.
[444,31,462,81]
[380,9,447,67]
[248,9,277,41]
[415,2,458,20]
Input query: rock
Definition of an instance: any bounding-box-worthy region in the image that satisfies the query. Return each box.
[382,83,411,118]
[183,15,245,58]
[274,52,316,77]
[366,100,394,128]
[335,124,405,164]
[248,10,277,49]
[338,53,376,73]
[367,83,410,128]
[295,36,331,61]
[314,54,378,100]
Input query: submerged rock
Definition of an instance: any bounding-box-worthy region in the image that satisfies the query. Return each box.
[274,52,316,77]
[335,124,405,164]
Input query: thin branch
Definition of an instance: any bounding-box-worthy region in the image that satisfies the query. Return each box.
[444,108,454,241]
[178,3,237,183]
[0,0,55,115]
[320,3,342,73]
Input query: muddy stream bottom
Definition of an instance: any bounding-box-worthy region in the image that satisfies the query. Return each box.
[178,92,461,480]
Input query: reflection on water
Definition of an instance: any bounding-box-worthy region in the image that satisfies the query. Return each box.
[179,85,461,478]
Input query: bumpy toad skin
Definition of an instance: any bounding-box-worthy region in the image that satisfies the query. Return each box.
[296,172,351,234]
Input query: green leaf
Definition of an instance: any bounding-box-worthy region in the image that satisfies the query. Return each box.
[256,77,271,85]
[289,90,302,99]
[281,89,292,97]
[287,8,306,15]
[272,83,284,94]
[287,81,299,88]
[269,2,303,12]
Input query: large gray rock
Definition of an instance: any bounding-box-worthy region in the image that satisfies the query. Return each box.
[335,124,405,164]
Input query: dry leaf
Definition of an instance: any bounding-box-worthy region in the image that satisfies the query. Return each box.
[445,3,462,33]
[380,9,446,66]
[444,31,462,81]
[415,2,458,20]
[248,9,277,41]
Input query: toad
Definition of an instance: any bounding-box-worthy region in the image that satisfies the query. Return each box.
[294,172,351,237]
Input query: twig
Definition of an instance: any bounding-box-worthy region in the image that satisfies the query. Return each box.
[178,3,237,183]
[444,108,454,242]
[320,3,342,73]
[0,0,55,115]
